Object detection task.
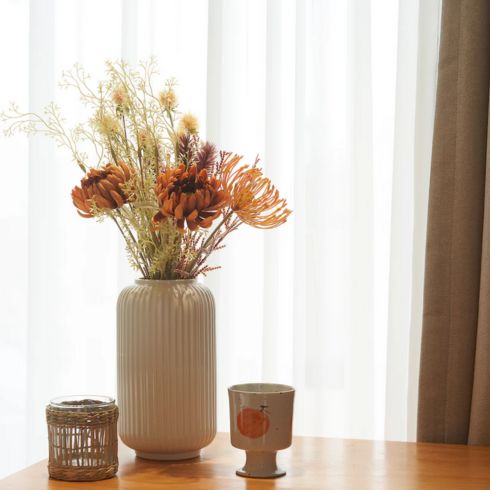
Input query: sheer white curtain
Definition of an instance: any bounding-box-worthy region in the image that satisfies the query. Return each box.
[0,0,440,478]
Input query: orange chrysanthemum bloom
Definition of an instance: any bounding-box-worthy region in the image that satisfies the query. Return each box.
[221,155,291,229]
[71,163,133,218]
[153,164,228,231]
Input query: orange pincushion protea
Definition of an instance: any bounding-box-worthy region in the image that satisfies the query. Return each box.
[221,155,291,229]
[71,163,133,218]
[154,164,228,231]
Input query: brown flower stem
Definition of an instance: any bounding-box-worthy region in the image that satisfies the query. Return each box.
[186,210,235,275]
[110,215,146,277]
[115,209,149,274]
[108,141,118,164]
[116,209,151,277]
[168,111,177,137]
[202,210,234,249]
[192,218,241,275]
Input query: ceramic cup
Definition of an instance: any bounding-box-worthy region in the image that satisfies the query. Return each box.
[228,383,295,478]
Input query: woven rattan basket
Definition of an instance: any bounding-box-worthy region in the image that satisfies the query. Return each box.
[46,396,118,481]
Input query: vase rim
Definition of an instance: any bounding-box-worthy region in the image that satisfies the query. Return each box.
[135,278,197,286]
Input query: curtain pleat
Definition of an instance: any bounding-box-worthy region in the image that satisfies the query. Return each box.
[468,102,490,444]
[418,0,490,444]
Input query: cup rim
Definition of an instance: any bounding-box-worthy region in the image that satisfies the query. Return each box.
[228,383,295,395]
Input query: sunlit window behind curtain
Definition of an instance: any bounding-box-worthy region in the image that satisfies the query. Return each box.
[0,0,440,478]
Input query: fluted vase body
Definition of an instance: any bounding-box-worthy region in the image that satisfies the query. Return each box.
[117,279,216,460]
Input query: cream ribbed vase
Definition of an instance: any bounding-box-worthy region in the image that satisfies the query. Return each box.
[117,279,216,460]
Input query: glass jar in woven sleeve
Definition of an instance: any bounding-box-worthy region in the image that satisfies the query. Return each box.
[46,395,118,481]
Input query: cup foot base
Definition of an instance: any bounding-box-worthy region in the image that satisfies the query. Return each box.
[235,449,287,478]
[236,467,286,479]
[135,449,200,461]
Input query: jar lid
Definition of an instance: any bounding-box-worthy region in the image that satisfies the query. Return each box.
[49,395,115,412]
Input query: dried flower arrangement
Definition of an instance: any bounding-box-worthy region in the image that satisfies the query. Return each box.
[1,60,291,279]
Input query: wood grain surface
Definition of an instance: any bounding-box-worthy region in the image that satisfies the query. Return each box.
[2,432,490,489]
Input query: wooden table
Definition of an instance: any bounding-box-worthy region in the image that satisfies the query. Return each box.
[2,432,490,489]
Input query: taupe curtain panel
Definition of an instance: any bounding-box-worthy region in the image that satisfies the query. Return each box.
[418,0,490,444]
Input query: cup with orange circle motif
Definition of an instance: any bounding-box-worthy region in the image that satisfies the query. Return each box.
[228,383,295,478]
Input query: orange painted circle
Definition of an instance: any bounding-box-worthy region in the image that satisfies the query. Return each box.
[237,408,270,438]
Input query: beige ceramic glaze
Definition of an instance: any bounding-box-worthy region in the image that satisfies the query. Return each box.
[228,383,295,478]
[117,279,216,460]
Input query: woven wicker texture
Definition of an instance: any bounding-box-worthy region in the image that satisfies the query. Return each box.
[46,400,118,481]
